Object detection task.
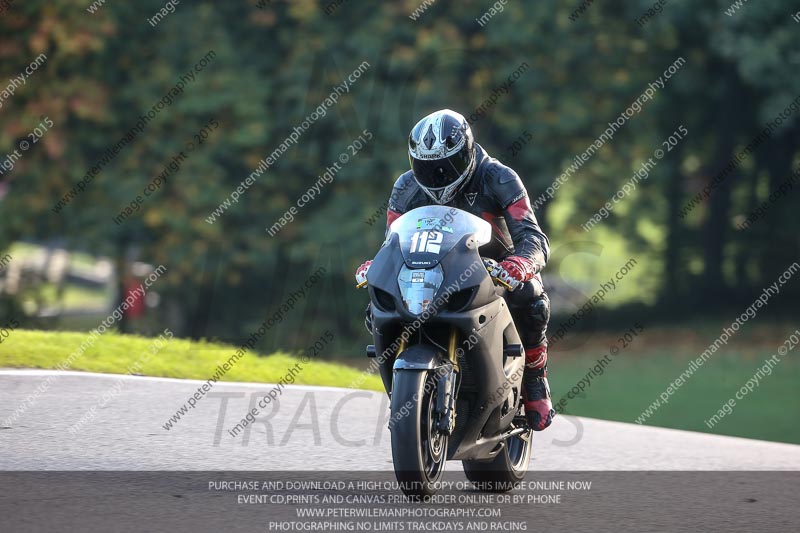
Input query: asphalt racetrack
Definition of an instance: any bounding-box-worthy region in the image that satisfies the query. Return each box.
[2,370,798,470]
[1,370,798,532]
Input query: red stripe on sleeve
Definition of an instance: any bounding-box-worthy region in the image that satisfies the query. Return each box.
[506,197,532,222]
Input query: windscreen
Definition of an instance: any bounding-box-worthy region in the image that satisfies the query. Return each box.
[388,206,492,267]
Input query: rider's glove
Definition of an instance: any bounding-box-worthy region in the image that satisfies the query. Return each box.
[486,256,536,291]
[355,260,372,287]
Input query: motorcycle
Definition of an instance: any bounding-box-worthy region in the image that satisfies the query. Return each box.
[359,205,532,497]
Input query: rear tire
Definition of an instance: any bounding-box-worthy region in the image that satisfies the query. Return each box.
[463,428,532,492]
[390,370,447,497]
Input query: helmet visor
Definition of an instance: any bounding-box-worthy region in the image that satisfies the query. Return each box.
[411,149,471,190]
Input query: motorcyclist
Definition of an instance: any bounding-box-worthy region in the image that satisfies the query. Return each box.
[356,109,554,431]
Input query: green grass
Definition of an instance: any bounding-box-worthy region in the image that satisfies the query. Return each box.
[550,326,800,445]
[0,329,384,391]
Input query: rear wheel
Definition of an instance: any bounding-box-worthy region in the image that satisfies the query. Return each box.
[463,424,532,492]
[390,370,447,497]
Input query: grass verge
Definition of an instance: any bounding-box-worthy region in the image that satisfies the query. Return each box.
[550,325,800,445]
[0,329,384,391]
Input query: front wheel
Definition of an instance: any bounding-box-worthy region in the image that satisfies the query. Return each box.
[462,426,532,492]
[390,370,447,497]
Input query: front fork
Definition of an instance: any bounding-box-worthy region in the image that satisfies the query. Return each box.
[435,328,460,435]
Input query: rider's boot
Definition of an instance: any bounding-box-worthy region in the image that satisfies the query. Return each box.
[522,344,554,431]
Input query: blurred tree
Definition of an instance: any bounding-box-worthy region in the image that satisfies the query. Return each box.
[1,0,797,353]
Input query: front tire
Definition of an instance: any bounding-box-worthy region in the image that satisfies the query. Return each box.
[462,427,532,492]
[390,370,447,497]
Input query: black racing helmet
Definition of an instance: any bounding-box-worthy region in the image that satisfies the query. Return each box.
[408,109,476,204]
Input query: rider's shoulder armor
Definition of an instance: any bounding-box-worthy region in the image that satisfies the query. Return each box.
[471,147,528,211]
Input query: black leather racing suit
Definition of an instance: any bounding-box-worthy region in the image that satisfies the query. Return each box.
[385,144,551,350]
